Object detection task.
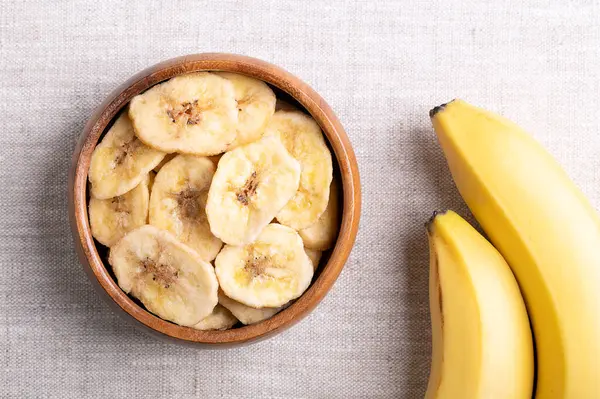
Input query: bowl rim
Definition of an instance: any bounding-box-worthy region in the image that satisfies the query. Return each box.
[68,53,361,345]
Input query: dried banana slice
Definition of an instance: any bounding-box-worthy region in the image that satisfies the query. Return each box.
[88,113,165,199]
[89,174,150,247]
[129,72,238,155]
[265,111,333,230]
[149,155,222,262]
[108,225,218,327]
[206,136,300,246]
[215,224,313,308]
[216,72,276,149]
[299,178,340,250]
[192,304,238,331]
[218,289,282,325]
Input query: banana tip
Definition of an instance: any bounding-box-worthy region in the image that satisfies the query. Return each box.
[426,210,445,231]
[429,100,456,118]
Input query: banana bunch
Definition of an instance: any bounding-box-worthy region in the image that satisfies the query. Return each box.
[427,100,600,398]
[87,72,341,330]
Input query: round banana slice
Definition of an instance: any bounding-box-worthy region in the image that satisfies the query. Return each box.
[88,113,165,199]
[216,72,276,149]
[265,111,333,230]
[129,72,238,155]
[108,225,218,327]
[89,174,150,247]
[206,136,301,246]
[304,248,323,271]
[149,155,222,262]
[218,289,282,325]
[215,223,313,308]
[299,178,340,250]
[192,304,238,331]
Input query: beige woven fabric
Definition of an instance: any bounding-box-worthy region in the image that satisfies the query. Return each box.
[1,0,600,397]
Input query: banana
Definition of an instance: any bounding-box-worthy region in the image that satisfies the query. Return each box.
[129,72,238,155]
[264,110,333,230]
[153,153,176,173]
[298,178,340,250]
[304,248,322,271]
[218,289,282,325]
[149,155,222,262]
[216,246,311,324]
[89,173,150,247]
[192,304,238,331]
[108,225,218,327]
[214,223,313,308]
[431,99,600,398]
[215,72,276,149]
[88,112,165,199]
[206,136,301,246]
[216,244,313,325]
[426,210,533,399]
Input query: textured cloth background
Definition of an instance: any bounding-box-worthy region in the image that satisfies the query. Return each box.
[1,0,600,398]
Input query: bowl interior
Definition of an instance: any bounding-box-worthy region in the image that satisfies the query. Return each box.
[70,54,360,345]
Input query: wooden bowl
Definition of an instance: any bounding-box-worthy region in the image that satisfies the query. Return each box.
[68,53,361,346]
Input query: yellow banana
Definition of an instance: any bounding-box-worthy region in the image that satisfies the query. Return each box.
[426,210,533,399]
[431,99,600,398]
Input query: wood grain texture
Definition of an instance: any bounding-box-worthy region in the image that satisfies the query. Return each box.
[68,53,361,346]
